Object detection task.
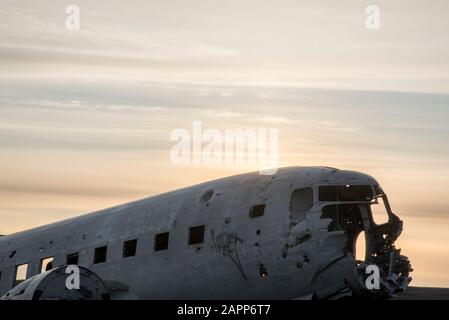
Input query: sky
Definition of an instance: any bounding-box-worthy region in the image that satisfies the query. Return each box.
[1,0,449,288]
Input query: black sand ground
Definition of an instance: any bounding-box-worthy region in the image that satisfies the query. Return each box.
[394,287,449,300]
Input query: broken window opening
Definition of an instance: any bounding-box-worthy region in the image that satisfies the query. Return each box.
[66,252,79,265]
[154,232,169,251]
[369,186,391,225]
[319,185,374,202]
[13,263,28,287]
[93,245,107,264]
[249,204,265,218]
[39,257,54,273]
[321,204,365,255]
[123,239,138,258]
[289,187,313,222]
[188,225,205,245]
[370,196,390,225]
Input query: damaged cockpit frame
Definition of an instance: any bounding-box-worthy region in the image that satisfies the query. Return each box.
[318,184,412,298]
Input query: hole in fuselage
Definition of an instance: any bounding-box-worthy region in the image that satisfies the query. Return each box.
[200,190,214,204]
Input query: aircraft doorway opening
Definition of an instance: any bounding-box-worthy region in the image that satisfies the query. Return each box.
[355,231,366,262]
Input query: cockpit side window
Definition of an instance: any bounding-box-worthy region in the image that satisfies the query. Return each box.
[321,204,365,255]
[321,204,364,232]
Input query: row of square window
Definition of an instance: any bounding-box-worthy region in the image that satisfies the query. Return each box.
[6,204,267,285]
[5,225,207,286]
[83,204,265,265]
[71,225,205,265]
[90,224,206,264]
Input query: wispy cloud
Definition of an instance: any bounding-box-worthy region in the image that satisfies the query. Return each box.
[256,115,362,132]
[0,2,238,63]
[0,97,171,113]
[1,1,448,92]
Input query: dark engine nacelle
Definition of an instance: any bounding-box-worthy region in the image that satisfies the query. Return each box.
[0,266,110,300]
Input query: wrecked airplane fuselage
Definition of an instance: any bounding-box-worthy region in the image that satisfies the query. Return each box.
[0,166,411,300]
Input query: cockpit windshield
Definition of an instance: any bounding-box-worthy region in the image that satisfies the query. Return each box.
[319,184,391,225]
[319,185,374,202]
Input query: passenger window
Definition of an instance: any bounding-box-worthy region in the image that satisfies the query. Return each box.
[154,232,169,251]
[289,187,313,222]
[93,246,107,264]
[123,239,137,258]
[249,204,265,218]
[188,225,205,245]
[39,257,54,273]
[66,252,79,265]
[13,263,28,286]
